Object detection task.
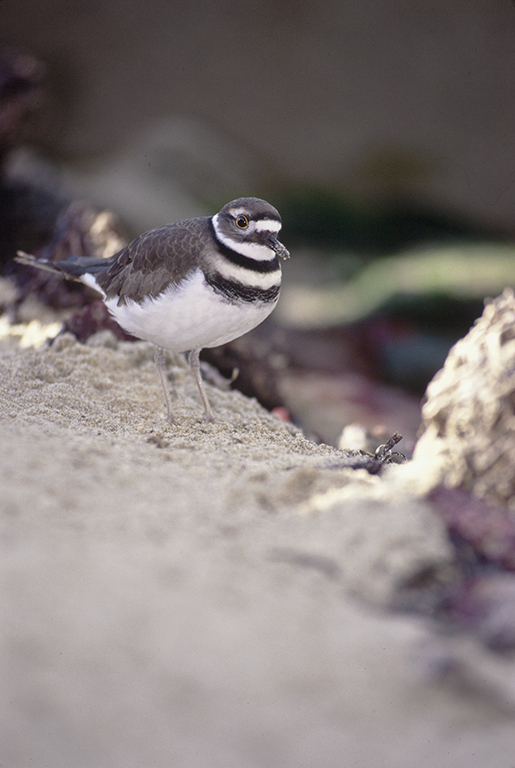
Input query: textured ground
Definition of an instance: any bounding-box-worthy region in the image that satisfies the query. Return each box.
[2,329,515,768]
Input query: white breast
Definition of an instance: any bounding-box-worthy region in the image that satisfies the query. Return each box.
[104,268,279,352]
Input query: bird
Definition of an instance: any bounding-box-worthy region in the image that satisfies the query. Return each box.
[16,197,290,423]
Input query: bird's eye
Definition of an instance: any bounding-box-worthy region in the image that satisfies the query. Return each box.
[235,214,249,229]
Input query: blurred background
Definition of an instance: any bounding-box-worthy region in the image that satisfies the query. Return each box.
[2,0,515,447]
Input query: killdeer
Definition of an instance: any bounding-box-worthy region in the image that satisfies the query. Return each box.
[16,197,290,423]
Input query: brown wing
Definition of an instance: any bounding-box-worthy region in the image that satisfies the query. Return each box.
[97,217,211,305]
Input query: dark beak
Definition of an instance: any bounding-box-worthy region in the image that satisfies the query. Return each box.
[267,234,290,261]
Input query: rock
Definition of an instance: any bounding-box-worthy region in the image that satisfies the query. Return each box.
[414,288,515,508]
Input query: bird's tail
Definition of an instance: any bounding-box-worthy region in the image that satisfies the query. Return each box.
[15,251,114,280]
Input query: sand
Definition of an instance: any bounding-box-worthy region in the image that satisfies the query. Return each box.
[2,329,515,767]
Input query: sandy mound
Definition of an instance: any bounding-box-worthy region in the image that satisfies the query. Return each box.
[1,329,515,767]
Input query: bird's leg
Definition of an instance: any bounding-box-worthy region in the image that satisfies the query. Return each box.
[154,346,174,424]
[188,348,215,422]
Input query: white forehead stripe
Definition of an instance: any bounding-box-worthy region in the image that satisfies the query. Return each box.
[254,219,282,233]
[215,211,282,234]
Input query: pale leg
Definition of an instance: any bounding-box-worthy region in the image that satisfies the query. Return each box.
[155,346,174,424]
[188,348,215,422]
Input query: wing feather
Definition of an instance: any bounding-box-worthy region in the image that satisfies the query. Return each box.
[97,218,210,305]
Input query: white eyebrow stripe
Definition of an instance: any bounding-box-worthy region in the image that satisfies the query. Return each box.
[254,219,282,232]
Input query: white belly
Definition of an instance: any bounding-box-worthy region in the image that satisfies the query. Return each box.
[104,269,278,351]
